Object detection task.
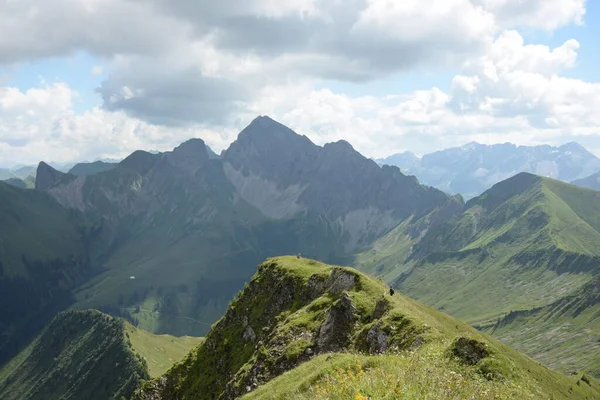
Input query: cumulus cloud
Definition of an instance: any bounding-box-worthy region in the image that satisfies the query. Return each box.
[246,31,600,157]
[0,0,189,64]
[0,82,237,166]
[0,0,598,164]
[481,0,586,31]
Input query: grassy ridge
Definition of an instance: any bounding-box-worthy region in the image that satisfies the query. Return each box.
[0,310,149,400]
[354,173,600,376]
[134,257,599,400]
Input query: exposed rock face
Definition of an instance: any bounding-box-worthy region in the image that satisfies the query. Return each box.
[223,162,306,219]
[372,298,391,320]
[317,294,356,352]
[221,115,452,250]
[325,268,357,295]
[243,325,257,342]
[165,138,210,175]
[366,322,388,354]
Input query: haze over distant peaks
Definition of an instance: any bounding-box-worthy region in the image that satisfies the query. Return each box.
[378,141,600,199]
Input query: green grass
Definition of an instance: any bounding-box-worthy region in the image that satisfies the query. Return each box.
[134,256,599,400]
[486,278,600,378]
[353,218,417,282]
[243,348,600,400]
[124,322,204,377]
[354,173,600,378]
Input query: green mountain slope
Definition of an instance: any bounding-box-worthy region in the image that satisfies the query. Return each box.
[133,257,599,400]
[0,310,149,400]
[488,277,600,378]
[0,182,99,364]
[355,173,600,376]
[124,322,204,377]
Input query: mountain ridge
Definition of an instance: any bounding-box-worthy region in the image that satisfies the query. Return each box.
[0,309,149,400]
[28,116,455,340]
[355,172,600,376]
[134,256,600,400]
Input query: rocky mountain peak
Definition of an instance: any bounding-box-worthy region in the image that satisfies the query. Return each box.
[558,141,590,154]
[165,138,211,174]
[35,161,74,191]
[119,150,160,175]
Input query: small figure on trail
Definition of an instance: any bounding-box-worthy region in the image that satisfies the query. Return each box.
[297,253,302,259]
[389,287,395,296]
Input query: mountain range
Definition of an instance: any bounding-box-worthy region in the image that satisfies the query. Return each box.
[2,115,600,398]
[3,116,451,351]
[356,173,600,377]
[378,142,600,199]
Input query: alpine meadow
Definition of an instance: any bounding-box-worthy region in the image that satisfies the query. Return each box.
[2,1,600,399]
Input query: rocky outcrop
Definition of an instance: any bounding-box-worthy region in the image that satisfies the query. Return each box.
[366,322,388,354]
[325,268,357,295]
[450,337,490,365]
[372,297,391,320]
[316,294,356,352]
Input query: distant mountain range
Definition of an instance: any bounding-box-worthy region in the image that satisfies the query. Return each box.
[378,142,600,199]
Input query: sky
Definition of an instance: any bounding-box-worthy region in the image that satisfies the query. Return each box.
[0,0,599,167]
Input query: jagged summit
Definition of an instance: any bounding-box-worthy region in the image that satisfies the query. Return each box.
[229,115,314,152]
[172,138,208,155]
[119,150,160,175]
[323,139,356,154]
[170,138,209,162]
[35,161,75,190]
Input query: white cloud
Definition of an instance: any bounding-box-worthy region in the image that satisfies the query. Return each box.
[0,0,598,164]
[91,65,103,75]
[481,0,586,30]
[0,82,236,166]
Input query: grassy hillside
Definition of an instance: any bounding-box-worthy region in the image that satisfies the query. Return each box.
[488,278,600,378]
[0,182,98,364]
[355,173,600,376]
[133,257,599,400]
[0,310,149,400]
[124,322,204,377]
